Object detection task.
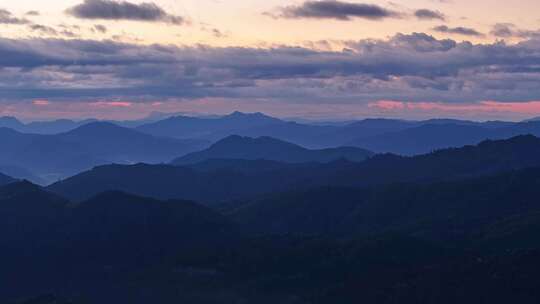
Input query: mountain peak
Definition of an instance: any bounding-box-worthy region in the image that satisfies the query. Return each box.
[64,121,139,137]
[224,111,277,121]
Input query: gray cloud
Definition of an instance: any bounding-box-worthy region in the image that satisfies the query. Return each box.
[25,10,40,16]
[93,24,108,33]
[28,24,59,36]
[491,23,540,39]
[433,25,483,36]
[0,9,29,24]
[66,0,184,25]
[415,9,445,21]
[270,0,400,21]
[0,33,540,105]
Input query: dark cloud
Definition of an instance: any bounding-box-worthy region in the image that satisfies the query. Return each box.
[415,9,445,21]
[433,25,484,36]
[25,10,40,16]
[0,33,540,104]
[66,0,184,25]
[93,24,108,33]
[270,0,400,21]
[491,23,540,39]
[28,24,59,36]
[0,9,29,24]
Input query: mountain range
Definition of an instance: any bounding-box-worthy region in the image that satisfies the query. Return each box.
[48,135,540,203]
[7,134,540,303]
[0,122,208,184]
[135,112,540,154]
[172,135,373,165]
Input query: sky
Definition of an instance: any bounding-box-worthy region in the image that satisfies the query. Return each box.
[0,0,540,121]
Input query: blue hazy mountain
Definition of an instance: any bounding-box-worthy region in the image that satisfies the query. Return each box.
[0,116,97,135]
[350,123,494,155]
[0,123,208,184]
[348,121,540,155]
[0,172,15,186]
[172,135,374,165]
[49,135,540,203]
[137,112,540,152]
[0,116,25,130]
[137,111,283,138]
[0,165,45,185]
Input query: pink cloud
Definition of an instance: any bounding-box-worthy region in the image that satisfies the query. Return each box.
[32,100,50,106]
[369,100,540,119]
[90,101,133,108]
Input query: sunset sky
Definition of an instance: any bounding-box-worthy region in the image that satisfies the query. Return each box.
[0,0,540,121]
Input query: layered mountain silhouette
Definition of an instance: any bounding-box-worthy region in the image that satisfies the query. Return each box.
[10,112,540,304]
[50,135,540,203]
[136,112,540,153]
[229,167,540,240]
[0,181,236,302]
[9,167,540,304]
[0,116,97,134]
[350,120,540,155]
[172,135,373,165]
[0,123,208,183]
[137,111,283,139]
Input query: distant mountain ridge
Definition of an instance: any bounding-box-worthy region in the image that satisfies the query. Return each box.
[0,123,208,184]
[136,111,283,139]
[49,135,540,203]
[172,135,373,165]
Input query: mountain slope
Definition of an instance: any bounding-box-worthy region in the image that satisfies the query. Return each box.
[0,172,16,186]
[50,136,540,203]
[172,135,373,165]
[0,123,208,183]
[350,120,540,155]
[59,122,209,163]
[229,167,540,241]
[137,111,283,139]
[0,182,236,302]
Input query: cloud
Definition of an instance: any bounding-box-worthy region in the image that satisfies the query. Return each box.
[414,9,445,21]
[433,25,484,36]
[0,9,29,24]
[269,0,400,21]
[66,0,185,25]
[32,99,50,106]
[28,24,59,36]
[0,33,540,109]
[93,24,108,33]
[491,23,540,39]
[25,11,40,16]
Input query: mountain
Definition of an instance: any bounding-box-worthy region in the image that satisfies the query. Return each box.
[50,135,540,203]
[229,166,540,242]
[172,135,373,165]
[349,120,540,155]
[58,122,209,163]
[137,111,283,139]
[138,112,540,152]
[0,172,16,186]
[0,165,45,185]
[350,123,493,155]
[0,117,96,135]
[0,183,235,302]
[0,116,25,130]
[47,163,301,203]
[0,123,208,184]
